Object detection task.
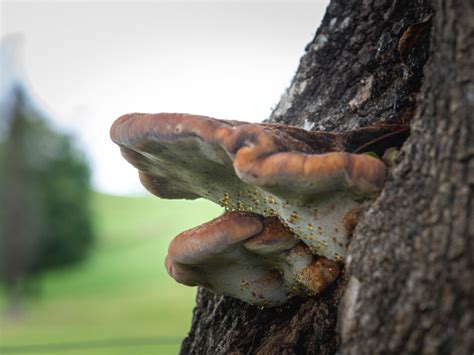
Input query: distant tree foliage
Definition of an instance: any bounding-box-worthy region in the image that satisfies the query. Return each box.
[0,87,94,302]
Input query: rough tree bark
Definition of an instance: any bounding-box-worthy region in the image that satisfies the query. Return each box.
[180,1,473,354]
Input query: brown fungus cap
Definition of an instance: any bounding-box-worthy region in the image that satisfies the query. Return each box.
[165,212,339,306]
[243,216,299,254]
[111,113,389,198]
[167,211,263,266]
[111,113,396,260]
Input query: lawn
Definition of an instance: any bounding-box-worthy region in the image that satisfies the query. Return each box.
[0,193,222,354]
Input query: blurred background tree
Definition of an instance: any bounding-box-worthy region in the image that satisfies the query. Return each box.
[0,39,95,316]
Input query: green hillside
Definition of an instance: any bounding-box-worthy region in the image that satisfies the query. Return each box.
[0,193,222,354]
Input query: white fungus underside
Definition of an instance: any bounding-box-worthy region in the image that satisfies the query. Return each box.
[141,137,358,261]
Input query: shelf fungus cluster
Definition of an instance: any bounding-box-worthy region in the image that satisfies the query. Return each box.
[111,113,403,306]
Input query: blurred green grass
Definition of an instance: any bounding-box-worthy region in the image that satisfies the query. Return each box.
[0,193,222,354]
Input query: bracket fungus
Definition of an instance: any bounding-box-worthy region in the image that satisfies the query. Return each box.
[111,113,407,306]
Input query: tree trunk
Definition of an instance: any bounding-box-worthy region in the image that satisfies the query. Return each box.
[181,1,473,354]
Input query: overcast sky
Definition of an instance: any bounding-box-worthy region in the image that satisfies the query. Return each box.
[0,1,328,194]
